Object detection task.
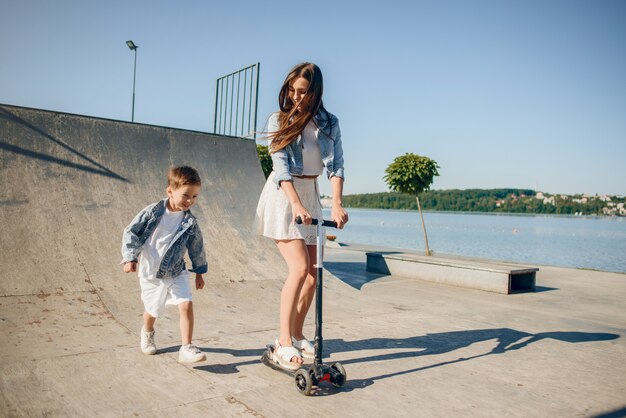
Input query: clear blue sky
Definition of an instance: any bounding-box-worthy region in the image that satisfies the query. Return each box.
[1,0,624,196]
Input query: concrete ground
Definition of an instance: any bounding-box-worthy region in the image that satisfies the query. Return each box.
[2,246,625,417]
[1,104,625,417]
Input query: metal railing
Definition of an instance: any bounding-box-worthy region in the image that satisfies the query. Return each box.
[213,63,260,139]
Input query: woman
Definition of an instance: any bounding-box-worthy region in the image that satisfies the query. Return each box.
[255,62,348,370]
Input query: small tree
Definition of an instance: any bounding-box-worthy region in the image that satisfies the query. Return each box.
[384,153,440,255]
[256,145,272,179]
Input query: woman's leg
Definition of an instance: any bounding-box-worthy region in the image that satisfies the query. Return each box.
[275,239,309,364]
[292,244,317,340]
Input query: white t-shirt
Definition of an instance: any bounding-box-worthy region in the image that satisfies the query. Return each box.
[301,121,324,176]
[138,205,185,278]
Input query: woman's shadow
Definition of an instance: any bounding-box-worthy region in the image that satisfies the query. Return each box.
[322,328,619,391]
[190,328,618,392]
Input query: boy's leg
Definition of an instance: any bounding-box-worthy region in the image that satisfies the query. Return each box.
[140,323,157,355]
[140,310,157,355]
[143,311,156,332]
[178,301,193,345]
[139,276,167,355]
[167,273,206,363]
[141,311,158,354]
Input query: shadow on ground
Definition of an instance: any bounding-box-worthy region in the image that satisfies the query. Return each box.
[590,406,626,418]
[0,107,128,182]
[324,261,389,290]
[325,329,618,390]
[190,328,618,394]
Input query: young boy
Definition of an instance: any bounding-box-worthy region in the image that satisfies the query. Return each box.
[121,165,208,363]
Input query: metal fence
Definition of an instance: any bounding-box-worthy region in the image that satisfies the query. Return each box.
[213,63,260,139]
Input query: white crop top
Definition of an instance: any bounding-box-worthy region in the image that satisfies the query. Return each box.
[301,122,324,176]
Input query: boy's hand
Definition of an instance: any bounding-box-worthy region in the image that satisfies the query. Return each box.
[195,275,205,290]
[123,261,137,273]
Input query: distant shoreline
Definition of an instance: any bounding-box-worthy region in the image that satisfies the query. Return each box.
[322,189,626,217]
[325,206,625,220]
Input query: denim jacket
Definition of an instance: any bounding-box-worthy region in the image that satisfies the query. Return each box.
[269,109,345,188]
[121,198,208,279]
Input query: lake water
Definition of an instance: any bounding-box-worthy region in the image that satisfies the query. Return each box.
[322,208,626,274]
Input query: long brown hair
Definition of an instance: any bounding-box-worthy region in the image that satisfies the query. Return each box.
[269,63,325,153]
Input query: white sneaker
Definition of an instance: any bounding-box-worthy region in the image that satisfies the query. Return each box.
[178,344,206,363]
[140,327,157,355]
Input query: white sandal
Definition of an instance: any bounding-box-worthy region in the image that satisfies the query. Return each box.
[292,337,315,359]
[273,340,302,371]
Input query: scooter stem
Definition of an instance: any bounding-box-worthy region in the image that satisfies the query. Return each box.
[314,221,324,369]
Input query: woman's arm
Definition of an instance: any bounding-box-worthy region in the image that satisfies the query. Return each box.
[329,119,344,180]
[267,113,294,189]
[280,180,313,225]
[330,176,348,228]
[270,149,293,189]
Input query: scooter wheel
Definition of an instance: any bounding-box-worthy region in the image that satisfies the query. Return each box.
[294,368,313,396]
[330,362,347,388]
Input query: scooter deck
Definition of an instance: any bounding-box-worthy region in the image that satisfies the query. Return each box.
[261,344,310,376]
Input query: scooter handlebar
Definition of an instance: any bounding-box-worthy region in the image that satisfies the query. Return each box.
[295,216,338,228]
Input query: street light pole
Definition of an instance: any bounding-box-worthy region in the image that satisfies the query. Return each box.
[126,40,138,122]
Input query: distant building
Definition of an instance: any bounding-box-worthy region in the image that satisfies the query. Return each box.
[320,196,333,208]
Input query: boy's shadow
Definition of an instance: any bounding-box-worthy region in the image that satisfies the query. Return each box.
[159,345,265,374]
[181,328,618,387]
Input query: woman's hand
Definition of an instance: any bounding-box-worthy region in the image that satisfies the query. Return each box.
[331,202,348,229]
[279,180,312,225]
[292,202,313,225]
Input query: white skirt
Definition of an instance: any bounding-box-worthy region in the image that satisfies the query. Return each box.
[254,171,325,245]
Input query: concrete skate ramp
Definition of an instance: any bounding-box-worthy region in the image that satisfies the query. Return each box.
[0,104,284,297]
[0,104,287,356]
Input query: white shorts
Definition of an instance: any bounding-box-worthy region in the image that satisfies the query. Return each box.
[139,271,192,318]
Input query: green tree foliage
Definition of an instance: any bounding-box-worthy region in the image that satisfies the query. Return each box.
[384,153,440,255]
[383,153,440,195]
[256,145,272,179]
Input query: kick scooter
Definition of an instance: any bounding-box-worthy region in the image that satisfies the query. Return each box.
[261,217,347,395]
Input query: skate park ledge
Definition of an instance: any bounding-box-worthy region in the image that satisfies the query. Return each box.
[366,251,538,294]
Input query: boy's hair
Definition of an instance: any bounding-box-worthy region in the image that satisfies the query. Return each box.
[168,166,201,189]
